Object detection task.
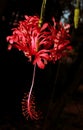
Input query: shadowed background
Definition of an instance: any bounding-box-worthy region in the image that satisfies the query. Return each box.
[0,0,83,130]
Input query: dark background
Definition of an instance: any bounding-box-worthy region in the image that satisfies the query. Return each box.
[0,0,83,130]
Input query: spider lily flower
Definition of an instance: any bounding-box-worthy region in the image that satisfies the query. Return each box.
[7,15,72,69]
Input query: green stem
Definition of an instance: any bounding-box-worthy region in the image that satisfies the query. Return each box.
[38,0,47,27]
[76,0,80,8]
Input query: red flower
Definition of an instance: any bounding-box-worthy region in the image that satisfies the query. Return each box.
[6,15,72,69]
[6,15,73,120]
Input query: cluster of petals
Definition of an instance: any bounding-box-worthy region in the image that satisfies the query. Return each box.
[7,15,72,69]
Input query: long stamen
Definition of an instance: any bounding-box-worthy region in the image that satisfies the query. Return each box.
[28,64,36,104]
[27,64,38,119]
[22,64,41,120]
